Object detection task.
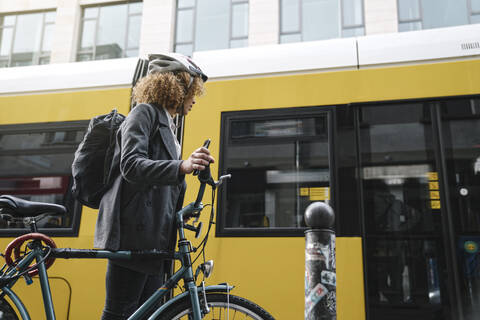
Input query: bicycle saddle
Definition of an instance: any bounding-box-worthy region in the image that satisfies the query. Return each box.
[0,195,66,217]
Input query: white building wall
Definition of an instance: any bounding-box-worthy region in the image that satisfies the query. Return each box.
[139,0,175,58]
[0,0,56,12]
[364,0,398,35]
[79,0,123,5]
[50,1,81,63]
[249,0,279,46]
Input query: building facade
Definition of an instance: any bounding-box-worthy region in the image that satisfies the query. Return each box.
[0,0,479,67]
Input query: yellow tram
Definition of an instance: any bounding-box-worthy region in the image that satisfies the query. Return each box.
[0,23,480,319]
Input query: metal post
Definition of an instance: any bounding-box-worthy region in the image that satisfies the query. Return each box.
[305,202,336,320]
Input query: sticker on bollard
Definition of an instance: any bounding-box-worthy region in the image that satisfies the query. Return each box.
[325,291,336,314]
[305,283,328,316]
[321,270,336,287]
[330,235,336,269]
[306,242,328,264]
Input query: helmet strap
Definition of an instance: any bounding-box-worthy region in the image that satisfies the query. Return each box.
[176,97,185,116]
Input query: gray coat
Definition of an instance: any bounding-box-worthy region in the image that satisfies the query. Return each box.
[94,103,186,274]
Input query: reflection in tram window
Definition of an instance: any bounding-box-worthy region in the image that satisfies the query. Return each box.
[364,178,421,233]
[359,103,450,319]
[0,122,87,235]
[367,239,444,305]
[219,110,330,235]
[363,164,439,234]
[441,98,480,233]
[367,238,447,320]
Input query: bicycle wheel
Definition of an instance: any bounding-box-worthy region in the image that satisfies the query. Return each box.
[159,293,274,320]
[0,297,20,320]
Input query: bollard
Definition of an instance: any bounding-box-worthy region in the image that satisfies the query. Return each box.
[305,202,336,320]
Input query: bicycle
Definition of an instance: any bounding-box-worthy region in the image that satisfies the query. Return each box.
[0,161,275,319]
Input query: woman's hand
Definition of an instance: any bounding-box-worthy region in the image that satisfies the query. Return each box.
[180,147,215,174]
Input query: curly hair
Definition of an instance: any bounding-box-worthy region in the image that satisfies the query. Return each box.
[132,71,205,112]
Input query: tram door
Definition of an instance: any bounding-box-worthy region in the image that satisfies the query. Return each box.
[358,97,480,320]
[439,98,480,320]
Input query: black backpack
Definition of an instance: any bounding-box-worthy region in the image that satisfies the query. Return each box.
[71,109,125,209]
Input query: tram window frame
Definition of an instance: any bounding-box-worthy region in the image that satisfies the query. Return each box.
[0,121,88,237]
[217,106,335,237]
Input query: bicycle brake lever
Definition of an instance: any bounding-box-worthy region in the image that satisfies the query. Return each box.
[215,174,232,187]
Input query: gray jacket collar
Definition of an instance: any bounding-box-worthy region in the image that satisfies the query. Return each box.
[151,104,178,160]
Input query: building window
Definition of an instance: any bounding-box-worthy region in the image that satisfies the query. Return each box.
[397,0,422,31]
[0,122,87,236]
[0,11,55,68]
[174,0,249,57]
[398,0,478,32]
[218,108,331,236]
[470,0,480,23]
[280,0,364,44]
[77,1,142,61]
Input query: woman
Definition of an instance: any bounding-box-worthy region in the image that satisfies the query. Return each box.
[94,53,214,319]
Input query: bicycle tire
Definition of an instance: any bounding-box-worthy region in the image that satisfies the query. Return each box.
[0,297,20,320]
[158,293,275,320]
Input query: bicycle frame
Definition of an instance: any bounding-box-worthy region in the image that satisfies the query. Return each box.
[0,175,233,320]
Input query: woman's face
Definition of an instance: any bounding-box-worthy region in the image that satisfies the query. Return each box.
[182,95,195,115]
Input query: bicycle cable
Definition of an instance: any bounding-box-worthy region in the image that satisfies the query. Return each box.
[9,246,52,280]
[0,261,8,274]
[191,186,216,269]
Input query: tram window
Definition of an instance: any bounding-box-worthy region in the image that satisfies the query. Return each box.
[0,122,88,236]
[441,98,480,233]
[359,103,442,235]
[218,108,331,236]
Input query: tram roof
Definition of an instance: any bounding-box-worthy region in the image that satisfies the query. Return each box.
[0,24,478,95]
[194,23,480,80]
[0,57,138,96]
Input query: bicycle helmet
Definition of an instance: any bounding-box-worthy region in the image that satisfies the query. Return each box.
[147,53,208,84]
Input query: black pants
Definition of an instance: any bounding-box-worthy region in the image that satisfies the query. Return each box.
[101,261,163,320]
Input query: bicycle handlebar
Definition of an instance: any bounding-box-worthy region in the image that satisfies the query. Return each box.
[193,165,231,210]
